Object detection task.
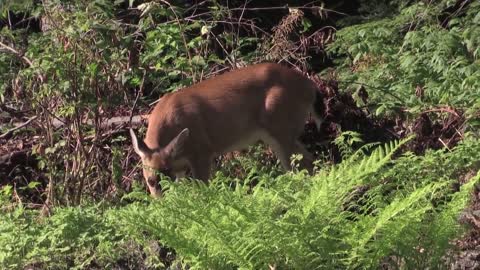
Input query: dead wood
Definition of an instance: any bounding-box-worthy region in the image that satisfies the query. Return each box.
[0,114,148,176]
[0,116,38,140]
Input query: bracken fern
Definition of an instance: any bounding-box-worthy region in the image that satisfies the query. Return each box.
[1,138,478,269]
[116,137,479,269]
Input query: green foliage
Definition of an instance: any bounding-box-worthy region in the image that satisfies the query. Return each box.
[0,204,143,269]
[329,1,480,119]
[216,144,283,182]
[115,138,477,269]
[333,130,365,158]
[1,138,479,269]
[0,185,13,207]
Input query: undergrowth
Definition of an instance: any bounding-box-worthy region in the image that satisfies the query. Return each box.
[329,0,480,120]
[1,137,479,269]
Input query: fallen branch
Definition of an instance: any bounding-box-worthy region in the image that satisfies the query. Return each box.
[0,115,148,139]
[0,116,38,139]
[0,41,34,66]
[0,115,148,175]
[423,106,461,117]
[0,104,30,118]
[0,41,45,82]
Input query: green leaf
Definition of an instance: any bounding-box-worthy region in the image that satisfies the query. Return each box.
[473,11,480,24]
[301,18,312,33]
[191,55,205,66]
[27,181,41,189]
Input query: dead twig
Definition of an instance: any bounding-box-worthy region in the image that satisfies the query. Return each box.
[0,41,45,82]
[438,137,451,151]
[0,41,34,66]
[0,116,38,139]
[0,104,30,118]
[129,70,146,127]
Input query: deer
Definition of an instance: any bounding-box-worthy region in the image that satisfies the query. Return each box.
[130,63,325,197]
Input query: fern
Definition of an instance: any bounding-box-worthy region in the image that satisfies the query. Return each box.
[1,138,479,269]
[116,137,475,269]
[329,1,480,118]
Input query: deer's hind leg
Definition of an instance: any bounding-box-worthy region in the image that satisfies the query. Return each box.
[261,119,314,174]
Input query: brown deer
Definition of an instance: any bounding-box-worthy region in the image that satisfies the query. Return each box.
[130,63,324,197]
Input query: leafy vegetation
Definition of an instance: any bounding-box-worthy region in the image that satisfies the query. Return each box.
[1,0,480,269]
[329,0,480,119]
[1,138,479,269]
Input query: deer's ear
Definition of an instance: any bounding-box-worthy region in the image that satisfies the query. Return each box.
[164,128,189,159]
[130,129,151,159]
